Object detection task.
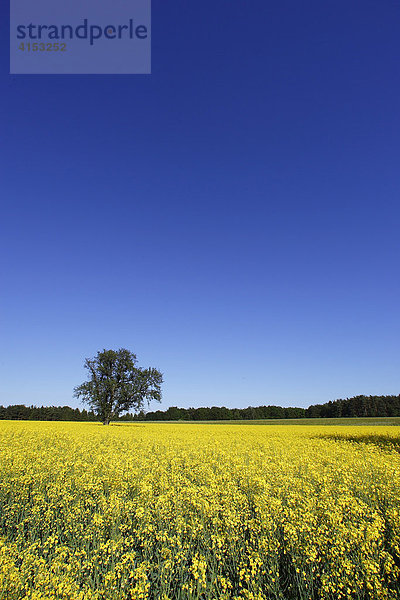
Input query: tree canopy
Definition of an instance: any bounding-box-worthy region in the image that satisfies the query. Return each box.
[73,348,163,424]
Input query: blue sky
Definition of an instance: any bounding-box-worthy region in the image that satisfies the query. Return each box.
[1,0,399,411]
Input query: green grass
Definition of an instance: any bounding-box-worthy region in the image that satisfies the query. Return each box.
[141,416,400,426]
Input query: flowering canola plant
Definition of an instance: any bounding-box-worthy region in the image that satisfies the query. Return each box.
[0,421,399,599]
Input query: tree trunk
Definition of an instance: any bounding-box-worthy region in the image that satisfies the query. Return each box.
[103,418,110,425]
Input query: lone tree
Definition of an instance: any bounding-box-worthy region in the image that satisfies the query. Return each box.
[74,348,163,425]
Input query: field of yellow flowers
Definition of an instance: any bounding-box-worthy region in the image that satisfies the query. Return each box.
[0,421,399,600]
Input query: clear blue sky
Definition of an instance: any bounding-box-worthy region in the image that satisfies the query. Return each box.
[1,1,399,411]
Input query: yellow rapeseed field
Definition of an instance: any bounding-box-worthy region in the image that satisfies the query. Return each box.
[0,421,399,600]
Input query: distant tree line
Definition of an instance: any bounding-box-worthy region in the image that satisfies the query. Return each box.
[0,405,98,421]
[306,395,400,418]
[135,395,400,421]
[134,405,306,421]
[0,395,399,422]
